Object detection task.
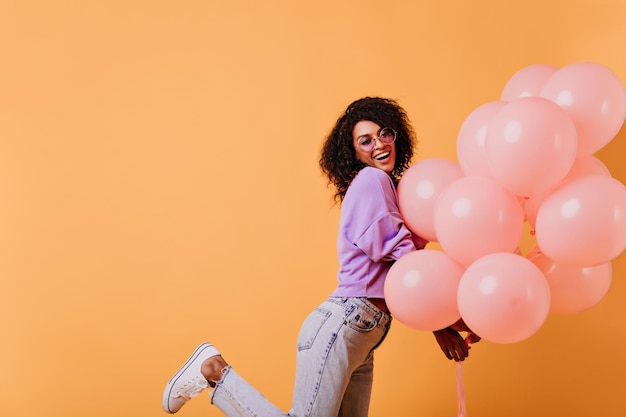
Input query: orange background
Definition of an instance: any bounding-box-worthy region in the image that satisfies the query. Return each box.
[1,1,625,416]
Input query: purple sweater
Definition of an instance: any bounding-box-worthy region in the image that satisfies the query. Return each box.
[330,167,425,299]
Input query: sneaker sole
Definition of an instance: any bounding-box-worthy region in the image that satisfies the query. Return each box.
[162,343,219,413]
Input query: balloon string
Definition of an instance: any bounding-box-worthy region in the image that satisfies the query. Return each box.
[457,361,466,417]
[457,338,471,417]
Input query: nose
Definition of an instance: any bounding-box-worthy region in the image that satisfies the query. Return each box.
[373,136,386,149]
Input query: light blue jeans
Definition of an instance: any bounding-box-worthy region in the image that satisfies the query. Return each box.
[210,297,392,417]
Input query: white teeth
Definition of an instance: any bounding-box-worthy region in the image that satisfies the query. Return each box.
[375,152,390,161]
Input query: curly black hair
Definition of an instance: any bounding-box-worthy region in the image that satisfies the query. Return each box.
[319,97,417,202]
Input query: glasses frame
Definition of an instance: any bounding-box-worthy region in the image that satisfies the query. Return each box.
[356,127,397,152]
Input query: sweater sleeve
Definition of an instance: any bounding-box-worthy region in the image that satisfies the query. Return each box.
[343,168,416,262]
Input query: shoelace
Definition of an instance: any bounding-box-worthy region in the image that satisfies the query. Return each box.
[175,376,209,399]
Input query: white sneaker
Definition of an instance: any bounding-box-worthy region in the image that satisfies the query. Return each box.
[162,343,221,414]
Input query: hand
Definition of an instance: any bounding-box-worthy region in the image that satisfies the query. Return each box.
[449,319,482,345]
[433,327,471,362]
[466,332,482,345]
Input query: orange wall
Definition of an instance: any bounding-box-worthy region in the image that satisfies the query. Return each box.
[0,1,624,416]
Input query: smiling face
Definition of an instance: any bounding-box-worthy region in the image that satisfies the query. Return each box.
[352,120,397,174]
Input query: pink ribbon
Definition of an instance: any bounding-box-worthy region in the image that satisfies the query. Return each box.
[456,361,466,417]
[457,338,471,417]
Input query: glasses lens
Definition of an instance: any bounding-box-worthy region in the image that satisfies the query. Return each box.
[358,136,375,151]
[379,128,396,144]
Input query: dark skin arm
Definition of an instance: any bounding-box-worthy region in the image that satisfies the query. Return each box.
[433,319,481,362]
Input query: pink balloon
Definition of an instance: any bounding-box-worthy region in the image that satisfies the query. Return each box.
[397,158,463,242]
[566,155,611,178]
[384,250,464,331]
[457,252,551,344]
[541,62,626,156]
[456,101,506,178]
[536,174,626,266]
[485,96,578,197]
[433,176,524,266]
[501,64,559,101]
[525,155,611,228]
[528,249,612,315]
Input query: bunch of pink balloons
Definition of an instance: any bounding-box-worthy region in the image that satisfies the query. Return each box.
[387,62,626,344]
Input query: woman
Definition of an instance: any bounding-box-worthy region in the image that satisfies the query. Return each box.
[162,97,478,416]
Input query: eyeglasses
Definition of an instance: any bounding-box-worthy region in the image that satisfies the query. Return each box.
[356,127,396,152]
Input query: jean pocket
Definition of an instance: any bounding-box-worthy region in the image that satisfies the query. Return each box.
[345,307,378,333]
[297,307,331,351]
